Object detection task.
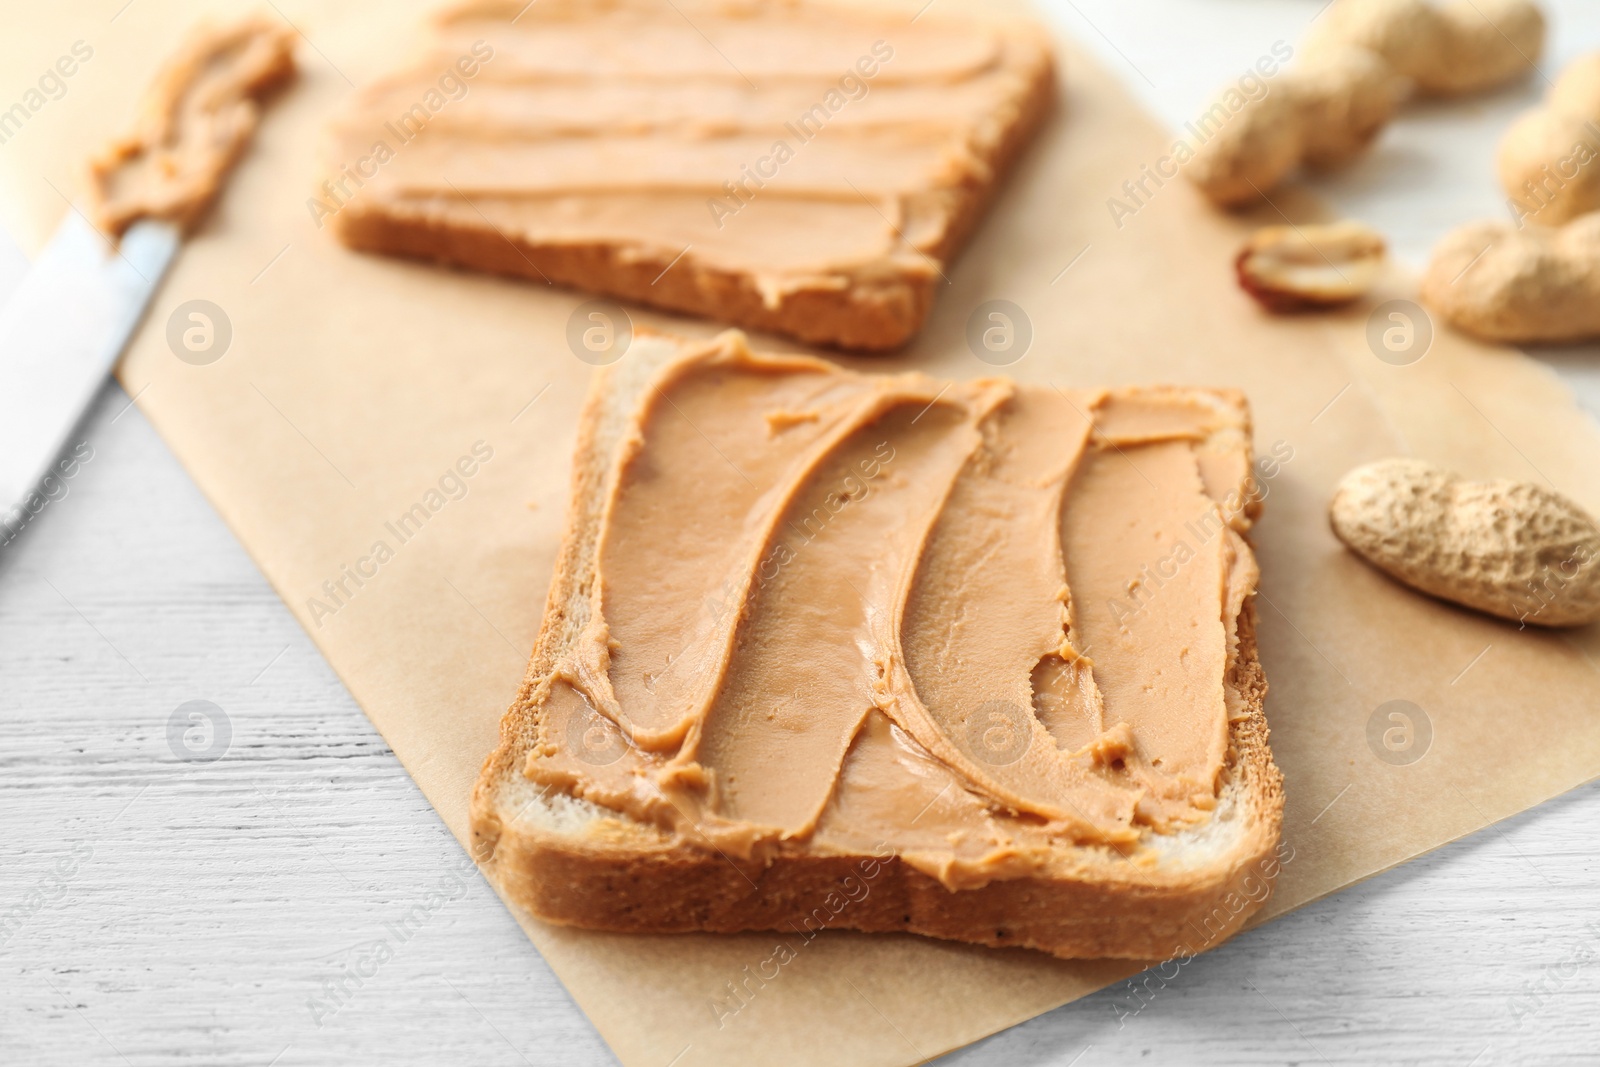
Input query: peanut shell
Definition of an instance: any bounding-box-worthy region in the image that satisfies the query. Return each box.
[1329,458,1600,627]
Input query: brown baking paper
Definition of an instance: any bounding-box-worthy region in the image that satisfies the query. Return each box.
[4,3,1600,1065]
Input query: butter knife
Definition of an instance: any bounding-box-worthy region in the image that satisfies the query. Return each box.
[0,212,179,528]
[0,14,296,535]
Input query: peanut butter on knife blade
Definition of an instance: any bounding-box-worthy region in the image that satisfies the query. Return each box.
[85,15,296,238]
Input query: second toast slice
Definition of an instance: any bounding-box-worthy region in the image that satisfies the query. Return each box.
[319,0,1056,351]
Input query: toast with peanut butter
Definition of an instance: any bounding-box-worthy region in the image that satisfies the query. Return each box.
[470,330,1284,961]
[318,0,1055,351]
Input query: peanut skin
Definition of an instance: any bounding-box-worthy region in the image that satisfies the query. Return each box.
[1330,459,1600,627]
[1234,220,1387,310]
[1420,213,1600,343]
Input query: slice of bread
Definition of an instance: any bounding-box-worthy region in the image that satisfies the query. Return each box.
[471,330,1284,961]
[320,0,1056,351]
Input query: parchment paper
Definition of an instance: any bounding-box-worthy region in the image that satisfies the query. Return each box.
[4,3,1600,1065]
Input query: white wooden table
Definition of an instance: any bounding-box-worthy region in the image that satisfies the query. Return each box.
[3,2,1598,1064]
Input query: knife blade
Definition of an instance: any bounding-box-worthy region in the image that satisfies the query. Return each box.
[0,212,179,528]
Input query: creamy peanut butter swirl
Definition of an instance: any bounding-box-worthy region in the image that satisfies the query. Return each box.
[320,0,1052,300]
[528,335,1260,890]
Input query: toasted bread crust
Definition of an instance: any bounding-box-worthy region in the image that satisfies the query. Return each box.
[480,607,1279,959]
[470,332,1285,961]
[328,46,1056,352]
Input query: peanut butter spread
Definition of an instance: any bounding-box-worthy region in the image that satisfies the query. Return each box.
[531,335,1260,890]
[86,16,296,237]
[318,0,1052,305]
